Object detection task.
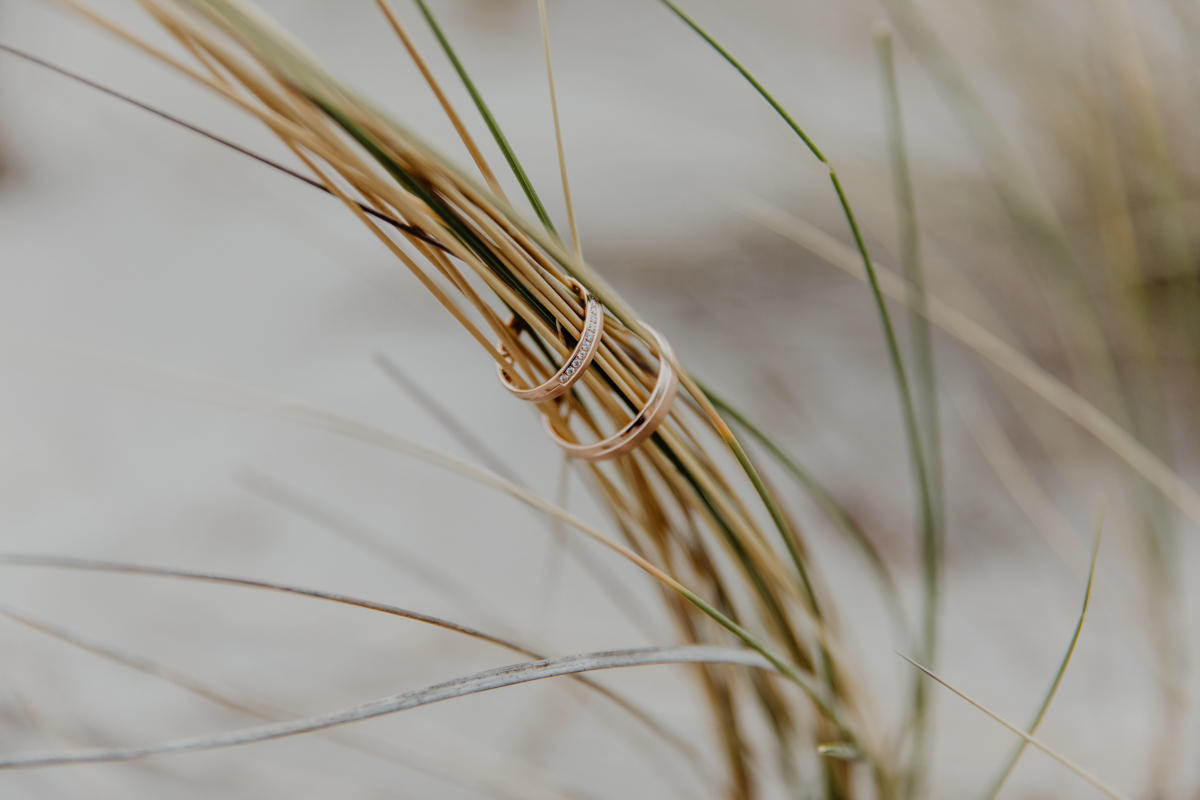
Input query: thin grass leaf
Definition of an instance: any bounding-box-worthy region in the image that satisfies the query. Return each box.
[0,646,772,769]
[0,42,442,248]
[977,504,1106,800]
[373,353,523,484]
[0,553,542,655]
[373,0,509,202]
[875,24,942,796]
[0,602,695,799]
[655,0,937,680]
[535,0,583,265]
[898,654,1129,800]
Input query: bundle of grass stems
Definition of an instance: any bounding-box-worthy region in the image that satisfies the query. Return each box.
[13,0,1194,798]
[24,0,909,797]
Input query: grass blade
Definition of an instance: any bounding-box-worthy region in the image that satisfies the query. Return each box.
[0,646,772,769]
[0,42,444,248]
[875,23,942,796]
[237,469,513,631]
[655,0,935,631]
[535,0,583,265]
[0,553,542,656]
[898,653,1129,800]
[0,602,594,800]
[977,504,1106,800]
[373,0,509,201]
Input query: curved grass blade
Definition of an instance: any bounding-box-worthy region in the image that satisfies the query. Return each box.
[977,504,1106,800]
[0,553,539,656]
[236,469,515,631]
[654,10,937,791]
[0,42,446,250]
[373,0,509,202]
[0,646,771,769]
[654,0,935,623]
[0,602,677,800]
[535,0,583,265]
[898,653,1129,800]
[875,24,942,795]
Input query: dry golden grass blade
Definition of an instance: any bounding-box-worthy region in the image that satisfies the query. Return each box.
[898,655,1130,800]
[372,0,508,202]
[738,196,1200,529]
[536,0,583,265]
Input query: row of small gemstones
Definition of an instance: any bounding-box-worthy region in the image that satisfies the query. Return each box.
[558,300,600,384]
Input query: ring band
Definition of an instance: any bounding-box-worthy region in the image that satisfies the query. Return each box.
[542,323,679,461]
[495,277,604,403]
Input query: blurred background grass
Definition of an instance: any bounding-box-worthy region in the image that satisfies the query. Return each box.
[0,0,1197,797]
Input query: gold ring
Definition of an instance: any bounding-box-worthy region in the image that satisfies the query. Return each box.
[542,323,679,461]
[495,277,604,403]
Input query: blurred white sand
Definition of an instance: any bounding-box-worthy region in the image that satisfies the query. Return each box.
[0,1,1194,798]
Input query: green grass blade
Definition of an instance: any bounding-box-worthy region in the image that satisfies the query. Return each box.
[654,1,938,776]
[876,24,943,797]
[651,0,934,567]
[977,504,1106,800]
[409,0,559,239]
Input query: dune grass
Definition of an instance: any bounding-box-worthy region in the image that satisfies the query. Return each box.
[0,0,1196,797]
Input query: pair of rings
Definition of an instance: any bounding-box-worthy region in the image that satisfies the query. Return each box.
[495,277,679,461]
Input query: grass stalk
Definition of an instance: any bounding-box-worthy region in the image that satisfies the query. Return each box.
[536,0,584,265]
[875,24,943,797]
[976,505,1105,800]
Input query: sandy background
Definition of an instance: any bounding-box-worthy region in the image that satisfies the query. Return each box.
[0,0,1194,797]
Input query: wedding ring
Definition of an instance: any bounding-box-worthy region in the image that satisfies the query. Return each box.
[495,277,604,403]
[542,323,679,461]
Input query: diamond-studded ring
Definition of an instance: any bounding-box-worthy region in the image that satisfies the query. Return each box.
[541,323,679,462]
[495,276,604,403]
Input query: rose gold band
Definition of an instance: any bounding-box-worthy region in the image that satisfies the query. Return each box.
[495,277,604,403]
[542,323,679,462]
